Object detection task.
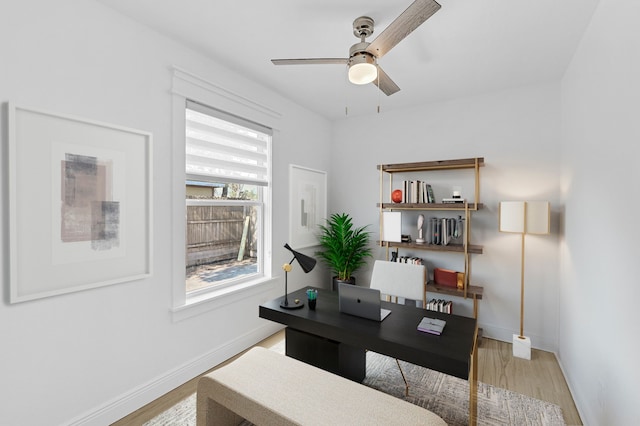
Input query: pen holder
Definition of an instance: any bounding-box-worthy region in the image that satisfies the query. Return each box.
[306,289,317,310]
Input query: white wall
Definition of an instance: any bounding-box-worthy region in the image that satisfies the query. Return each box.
[0,1,331,425]
[331,83,562,349]
[560,0,640,424]
[3,1,638,425]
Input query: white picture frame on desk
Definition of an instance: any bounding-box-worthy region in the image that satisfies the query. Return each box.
[8,103,153,303]
[289,165,327,249]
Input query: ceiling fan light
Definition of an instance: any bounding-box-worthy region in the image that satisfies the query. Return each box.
[348,54,377,85]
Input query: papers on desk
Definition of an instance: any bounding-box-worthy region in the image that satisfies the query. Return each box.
[417,317,446,335]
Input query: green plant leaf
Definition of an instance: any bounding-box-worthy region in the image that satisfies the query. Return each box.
[316,213,372,280]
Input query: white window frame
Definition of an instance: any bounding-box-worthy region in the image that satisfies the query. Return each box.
[171,67,280,320]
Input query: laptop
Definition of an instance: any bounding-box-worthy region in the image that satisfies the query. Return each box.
[338,283,391,322]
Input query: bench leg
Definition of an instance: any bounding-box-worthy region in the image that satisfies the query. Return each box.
[197,395,244,426]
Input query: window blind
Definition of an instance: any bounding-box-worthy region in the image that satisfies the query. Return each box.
[186,100,271,186]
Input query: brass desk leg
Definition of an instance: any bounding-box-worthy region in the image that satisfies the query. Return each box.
[469,326,479,426]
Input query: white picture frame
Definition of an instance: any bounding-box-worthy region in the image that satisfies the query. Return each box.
[288,165,327,249]
[382,211,402,243]
[8,104,153,303]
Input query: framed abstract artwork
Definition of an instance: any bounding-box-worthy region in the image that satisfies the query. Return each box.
[288,165,327,249]
[8,104,153,303]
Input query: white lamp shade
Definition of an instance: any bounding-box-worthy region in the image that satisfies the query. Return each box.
[499,201,550,235]
[499,201,526,233]
[525,201,550,234]
[348,62,377,84]
[348,53,377,85]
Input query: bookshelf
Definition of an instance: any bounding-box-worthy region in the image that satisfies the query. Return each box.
[377,157,485,318]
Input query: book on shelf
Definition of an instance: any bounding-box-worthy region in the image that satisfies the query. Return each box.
[427,299,453,314]
[434,268,458,288]
[442,198,465,204]
[417,317,447,335]
[403,180,409,203]
[401,180,436,204]
[426,216,465,246]
[393,256,423,265]
[426,184,435,203]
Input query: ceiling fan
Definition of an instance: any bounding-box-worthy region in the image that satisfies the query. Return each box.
[271,0,441,96]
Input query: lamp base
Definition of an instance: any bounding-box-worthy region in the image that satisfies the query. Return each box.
[512,334,531,360]
[280,297,305,310]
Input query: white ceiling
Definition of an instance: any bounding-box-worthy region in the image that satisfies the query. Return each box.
[96,0,600,121]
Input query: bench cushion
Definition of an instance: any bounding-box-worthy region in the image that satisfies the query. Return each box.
[197,346,446,426]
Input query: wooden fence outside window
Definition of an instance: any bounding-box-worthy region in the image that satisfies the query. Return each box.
[186,205,257,268]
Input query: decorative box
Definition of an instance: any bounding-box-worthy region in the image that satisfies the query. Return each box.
[434,268,457,288]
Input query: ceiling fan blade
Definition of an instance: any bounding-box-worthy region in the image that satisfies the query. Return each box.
[366,0,441,59]
[373,66,400,96]
[271,58,348,65]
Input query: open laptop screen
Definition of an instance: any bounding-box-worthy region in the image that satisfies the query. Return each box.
[338,283,391,322]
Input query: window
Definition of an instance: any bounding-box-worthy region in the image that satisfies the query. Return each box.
[185,100,271,295]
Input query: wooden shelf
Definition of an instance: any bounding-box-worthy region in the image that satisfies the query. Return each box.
[378,241,483,254]
[378,157,484,173]
[426,281,484,300]
[378,157,486,319]
[379,202,484,211]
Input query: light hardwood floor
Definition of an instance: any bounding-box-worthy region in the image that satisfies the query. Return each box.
[112,332,581,425]
[477,338,581,425]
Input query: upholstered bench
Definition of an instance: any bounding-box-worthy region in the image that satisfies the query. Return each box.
[197,346,446,426]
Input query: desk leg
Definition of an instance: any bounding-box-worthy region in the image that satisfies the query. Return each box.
[469,326,478,426]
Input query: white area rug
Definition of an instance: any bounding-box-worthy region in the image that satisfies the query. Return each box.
[145,343,565,426]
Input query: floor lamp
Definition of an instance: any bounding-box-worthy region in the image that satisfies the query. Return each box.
[499,201,550,360]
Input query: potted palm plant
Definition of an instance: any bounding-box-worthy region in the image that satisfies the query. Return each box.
[316,213,372,290]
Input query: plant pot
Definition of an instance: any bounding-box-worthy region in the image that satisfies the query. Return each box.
[332,276,356,292]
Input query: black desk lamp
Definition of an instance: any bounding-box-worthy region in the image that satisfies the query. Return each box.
[281,243,316,309]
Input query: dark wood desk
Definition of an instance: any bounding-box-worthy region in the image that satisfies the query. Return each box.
[259,287,479,425]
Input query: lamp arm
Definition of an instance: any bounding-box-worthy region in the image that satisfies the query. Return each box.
[282,256,297,307]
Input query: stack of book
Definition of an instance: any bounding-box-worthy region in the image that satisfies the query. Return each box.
[426,299,453,314]
[442,197,465,204]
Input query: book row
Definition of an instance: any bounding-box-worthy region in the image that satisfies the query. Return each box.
[426,216,465,246]
[389,254,424,265]
[402,180,435,204]
[426,299,453,314]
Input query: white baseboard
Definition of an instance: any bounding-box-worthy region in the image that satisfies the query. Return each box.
[554,352,588,426]
[479,323,557,353]
[66,321,283,426]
